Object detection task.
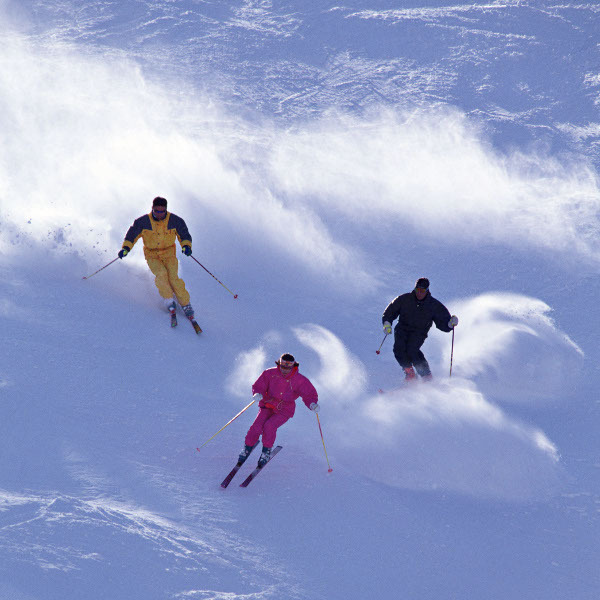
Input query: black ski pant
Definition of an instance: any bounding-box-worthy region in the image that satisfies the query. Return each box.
[393,328,431,377]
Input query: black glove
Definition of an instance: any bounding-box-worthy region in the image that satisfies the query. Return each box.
[182,245,192,256]
[118,247,129,259]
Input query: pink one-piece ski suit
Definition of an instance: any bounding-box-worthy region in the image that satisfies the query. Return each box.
[245,365,318,448]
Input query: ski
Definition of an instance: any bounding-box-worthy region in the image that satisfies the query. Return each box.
[239,446,282,488]
[187,316,202,334]
[221,443,259,488]
[170,309,178,327]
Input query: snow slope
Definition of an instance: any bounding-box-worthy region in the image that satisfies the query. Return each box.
[1,1,600,599]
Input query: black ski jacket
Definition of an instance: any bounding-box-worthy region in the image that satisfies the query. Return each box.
[382,291,452,335]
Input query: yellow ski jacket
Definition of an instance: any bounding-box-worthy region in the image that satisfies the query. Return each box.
[122,212,192,255]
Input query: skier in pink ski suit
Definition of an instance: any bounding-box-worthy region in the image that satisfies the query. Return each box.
[240,353,319,467]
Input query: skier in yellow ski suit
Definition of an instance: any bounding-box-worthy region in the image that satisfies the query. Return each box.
[118,196,195,319]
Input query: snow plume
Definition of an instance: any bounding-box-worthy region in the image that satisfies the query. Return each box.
[438,292,584,404]
[354,379,560,500]
[3,29,600,295]
[229,324,561,501]
[225,344,269,398]
[226,324,366,407]
[291,323,367,407]
[0,32,372,291]
[268,108,600,264]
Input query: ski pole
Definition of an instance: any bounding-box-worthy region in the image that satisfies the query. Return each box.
[196,399,256,451]
[316,413,333,473]
[189,255,238,298]
[82,257,119,280]
[375,333,389,355]
[449,328,455,377]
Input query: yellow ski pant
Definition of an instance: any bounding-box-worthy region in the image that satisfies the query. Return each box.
[144,245,190,306]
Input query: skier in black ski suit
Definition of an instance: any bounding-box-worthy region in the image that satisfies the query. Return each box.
[382,277,458,381]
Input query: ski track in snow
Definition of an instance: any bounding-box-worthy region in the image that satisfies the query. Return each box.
[0,481,302,598]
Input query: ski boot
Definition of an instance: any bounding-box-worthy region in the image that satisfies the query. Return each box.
[165,298,177,327]
[403,366,417,381]
[182,303,195,320]
[257,446,272,468]
[238,445,254,465]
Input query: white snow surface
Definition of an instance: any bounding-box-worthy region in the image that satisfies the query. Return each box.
[1,1,600,599]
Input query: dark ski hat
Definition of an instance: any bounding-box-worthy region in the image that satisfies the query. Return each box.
[153,196,167,207]
[415,277,430,290]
